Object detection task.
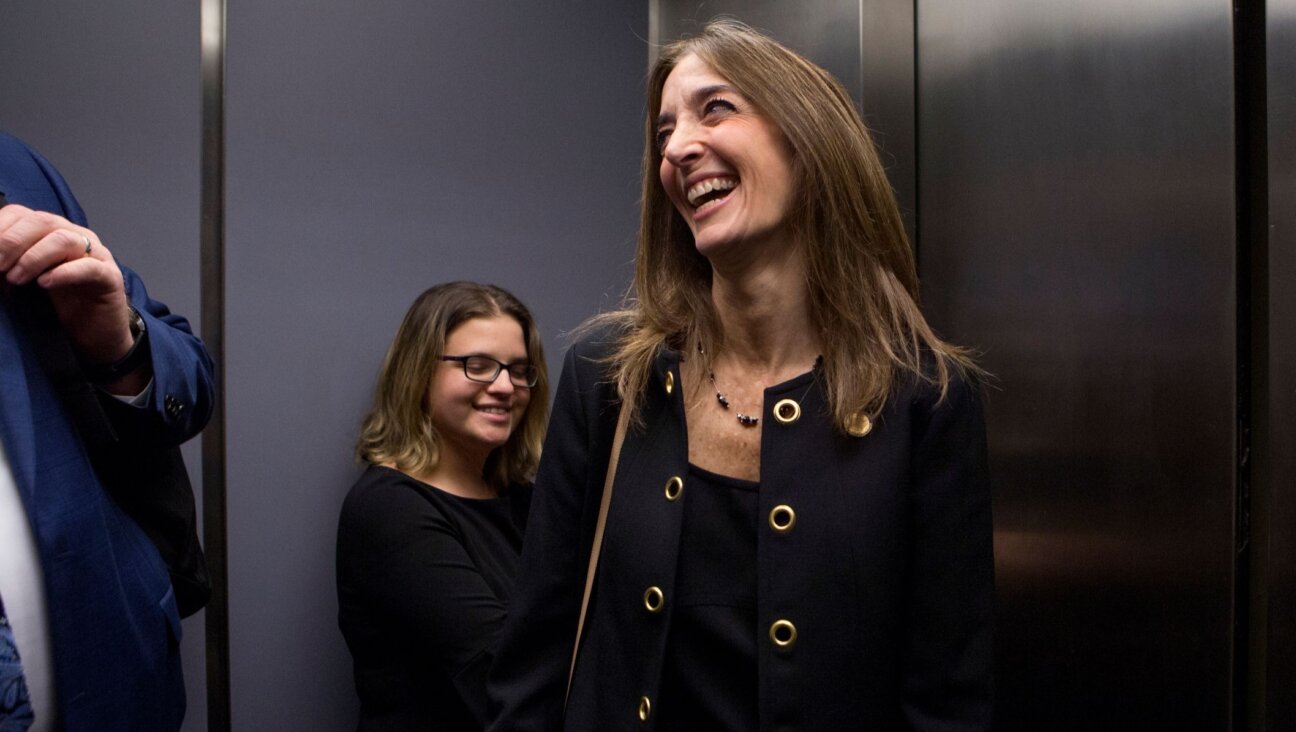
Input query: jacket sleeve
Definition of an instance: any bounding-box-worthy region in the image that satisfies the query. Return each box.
[900,370,995,730]
[1,132,214,446]
[487,336,618,730]
[98,263,215,446]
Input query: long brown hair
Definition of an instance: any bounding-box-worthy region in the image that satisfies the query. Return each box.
[356,282,549,487]
[594,18,977,431]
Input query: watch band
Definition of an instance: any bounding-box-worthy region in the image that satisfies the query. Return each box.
[83,306,150,385]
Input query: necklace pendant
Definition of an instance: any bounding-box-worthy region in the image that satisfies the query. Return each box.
[709,365,759,427]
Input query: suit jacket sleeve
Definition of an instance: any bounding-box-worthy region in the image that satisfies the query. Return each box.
[99,264,215,446]
[901,371,995,729]
[0,131,214,446]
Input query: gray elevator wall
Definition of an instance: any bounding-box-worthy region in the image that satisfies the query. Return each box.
[917,1,1236,727]
[223,2,647,728]
[0,3,208,729]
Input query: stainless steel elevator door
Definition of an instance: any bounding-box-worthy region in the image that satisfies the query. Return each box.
[917,1,1237,728]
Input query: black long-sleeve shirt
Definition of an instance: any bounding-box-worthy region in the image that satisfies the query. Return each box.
[337,464,530,731]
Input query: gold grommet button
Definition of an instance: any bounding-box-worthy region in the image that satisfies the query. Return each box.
[643,586,664,613]
[664,475,683,501]
[664,371,675,395]
[769,505,796,534]
[769,619,797,648]
[773,398,801,424]
[846,412,872,437]
[638,695,652,722]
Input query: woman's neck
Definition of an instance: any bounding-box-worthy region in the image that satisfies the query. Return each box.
[708,244,818,375]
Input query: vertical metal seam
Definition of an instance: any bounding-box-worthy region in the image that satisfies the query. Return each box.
[1233,0,1269,729]
[200,0,230,728]
[648,0,660,67]
[910,0,921,261]
[858,0,866,115]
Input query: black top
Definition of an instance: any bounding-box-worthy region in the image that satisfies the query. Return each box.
[337,464,531,731]
[656,463,759,730]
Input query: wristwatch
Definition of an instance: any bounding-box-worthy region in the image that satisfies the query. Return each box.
[84,306,150,385]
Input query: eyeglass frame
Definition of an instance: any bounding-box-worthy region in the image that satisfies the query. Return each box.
[439,355,539,388]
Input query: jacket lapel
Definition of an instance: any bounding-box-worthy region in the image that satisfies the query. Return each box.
[0,301,39,506]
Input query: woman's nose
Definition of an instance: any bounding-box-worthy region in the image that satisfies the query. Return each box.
[486,371,516,394]
[662,122,703,166]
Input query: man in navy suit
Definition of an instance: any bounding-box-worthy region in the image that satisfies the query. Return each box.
[0,131,214,730]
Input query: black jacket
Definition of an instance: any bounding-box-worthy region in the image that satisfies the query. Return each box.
[489,330,994,730]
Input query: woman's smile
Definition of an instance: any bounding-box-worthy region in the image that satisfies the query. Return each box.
[686,175,739,215]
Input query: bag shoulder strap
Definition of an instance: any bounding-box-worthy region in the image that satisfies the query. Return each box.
[566,403,630,703]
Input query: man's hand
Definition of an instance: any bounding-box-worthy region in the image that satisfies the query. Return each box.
[0,204,146,392]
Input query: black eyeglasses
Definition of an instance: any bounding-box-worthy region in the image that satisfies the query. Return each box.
[440,355,538,388]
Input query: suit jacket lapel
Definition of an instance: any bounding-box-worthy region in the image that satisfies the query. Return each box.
[0,301,38,507]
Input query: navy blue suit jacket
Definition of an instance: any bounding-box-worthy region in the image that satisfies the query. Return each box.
[0,131,215,730]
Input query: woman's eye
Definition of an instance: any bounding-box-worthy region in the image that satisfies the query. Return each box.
[703,98,737,116]
[655,128,673,152]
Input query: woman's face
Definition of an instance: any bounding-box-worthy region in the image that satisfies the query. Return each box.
[427,314,532,463]
[656,53,796,261]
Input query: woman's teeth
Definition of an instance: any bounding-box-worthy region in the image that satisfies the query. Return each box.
[686,177,738,208]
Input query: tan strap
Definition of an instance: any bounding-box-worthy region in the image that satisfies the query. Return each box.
[566,404,630,704]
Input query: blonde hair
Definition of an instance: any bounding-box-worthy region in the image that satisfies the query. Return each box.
[594,18,978,431]
[356,282,550,488]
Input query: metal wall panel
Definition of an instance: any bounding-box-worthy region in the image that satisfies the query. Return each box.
[859,0,916,240]
[916,1,1237,728]
[653,0,862,96]
[1264,0,1296,725]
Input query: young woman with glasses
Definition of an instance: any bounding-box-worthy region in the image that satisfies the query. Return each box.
[337,281,549,730]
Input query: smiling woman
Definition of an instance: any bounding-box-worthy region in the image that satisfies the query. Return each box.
[336,281,549,731]
[488,19,993,731]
